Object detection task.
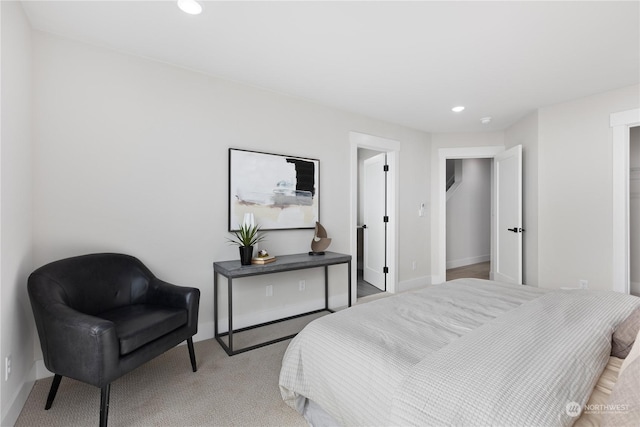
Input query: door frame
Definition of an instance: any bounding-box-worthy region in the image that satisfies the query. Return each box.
[350,131,400,303]
[611,108,640,294]
[431,145,505,284]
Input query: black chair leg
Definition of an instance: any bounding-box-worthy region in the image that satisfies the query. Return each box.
[187,337,197,372]
[99,384,110,427]
[45,374,62,410]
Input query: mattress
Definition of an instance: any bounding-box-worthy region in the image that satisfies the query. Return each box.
[300,356,628,427]
[279,278,640,426]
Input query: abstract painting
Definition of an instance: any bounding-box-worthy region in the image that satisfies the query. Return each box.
[229,148,320,230]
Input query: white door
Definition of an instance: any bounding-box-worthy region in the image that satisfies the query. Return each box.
[493,145,523,284]
[363,153,386,290]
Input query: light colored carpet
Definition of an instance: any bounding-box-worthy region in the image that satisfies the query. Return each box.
[16,337,307,427]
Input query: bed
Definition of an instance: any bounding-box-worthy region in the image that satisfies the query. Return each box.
[279,278,640,426]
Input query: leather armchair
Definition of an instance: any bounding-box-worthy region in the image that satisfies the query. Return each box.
[28,253,200,427]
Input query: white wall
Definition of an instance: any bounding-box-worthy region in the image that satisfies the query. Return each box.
[31,32,431,347]
[1,2,35,425]
[538,85,639,290]
[505,111,539,285]
[630,126,640,296]
[446,158,492,269]
[396,133,431,288]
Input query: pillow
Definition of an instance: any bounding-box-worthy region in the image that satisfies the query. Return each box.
[611,307,640,358]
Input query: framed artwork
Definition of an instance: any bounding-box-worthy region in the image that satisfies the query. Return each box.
[228,148,320,231]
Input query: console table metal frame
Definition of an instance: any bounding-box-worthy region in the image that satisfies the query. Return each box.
[213,251,352,356]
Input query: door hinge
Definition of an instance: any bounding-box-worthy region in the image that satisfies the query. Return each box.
[383,164,389,172]
[383,216,389,223]
[383,266,389,274]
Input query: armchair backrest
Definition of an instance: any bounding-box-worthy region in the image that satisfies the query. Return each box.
[28,253,154,315]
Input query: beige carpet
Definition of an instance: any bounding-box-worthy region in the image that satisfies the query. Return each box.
[16,337,307,427]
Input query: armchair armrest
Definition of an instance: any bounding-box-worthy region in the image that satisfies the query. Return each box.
[36,303,120,387]
[146,278,200,328]
[146,278,199,309]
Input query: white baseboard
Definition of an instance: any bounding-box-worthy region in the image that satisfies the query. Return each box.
[1,365,37,426]
[33,334,212,381]
[35,360,53,380]
[397,275,435,292]
[215,295,346,333]
[430,274,445,286]
[31,297,348,382]
[446,254,490,270]
[193,321,214,343]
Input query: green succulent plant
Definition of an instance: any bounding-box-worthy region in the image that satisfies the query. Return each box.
[227,223,266,247]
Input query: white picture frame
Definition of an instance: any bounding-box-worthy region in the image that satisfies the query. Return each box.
[228,148,320,231]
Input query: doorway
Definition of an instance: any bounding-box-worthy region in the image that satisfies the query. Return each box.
[445,158,492,281]
[611,108,640,294]
[349,132,400,303]
[358,149,386,297]
[431,145,523,285]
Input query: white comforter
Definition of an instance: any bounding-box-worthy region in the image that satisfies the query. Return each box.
[279,279,640,426]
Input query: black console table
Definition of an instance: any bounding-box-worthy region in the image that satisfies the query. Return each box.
[213,251,352,356]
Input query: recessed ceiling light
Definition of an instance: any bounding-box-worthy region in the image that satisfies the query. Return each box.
[177,0,202,15]
[480,117,492,124]
[451,106,465,113]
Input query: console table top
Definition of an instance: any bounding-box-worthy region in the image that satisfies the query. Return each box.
[213,251,351,278]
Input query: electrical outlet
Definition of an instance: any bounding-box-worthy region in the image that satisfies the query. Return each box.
[579,279,588,289]
[412,260,417,270]
[266,285,273,297]
[5,355,11,381]
[299,280,306,291]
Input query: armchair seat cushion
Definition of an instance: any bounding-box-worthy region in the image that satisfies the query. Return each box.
[99,305,187,356]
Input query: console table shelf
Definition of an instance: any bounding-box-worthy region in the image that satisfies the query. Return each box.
[213,251,352,356]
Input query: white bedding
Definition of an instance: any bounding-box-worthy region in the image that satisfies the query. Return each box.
[279,279,640,426]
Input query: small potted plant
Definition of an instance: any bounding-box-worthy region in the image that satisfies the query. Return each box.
[227,213,266,265]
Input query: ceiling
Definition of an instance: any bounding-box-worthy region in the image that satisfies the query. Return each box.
[21,1,640,133]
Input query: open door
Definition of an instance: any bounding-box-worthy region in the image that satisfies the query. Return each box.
[493,145,523,284]
[363,153,387,290]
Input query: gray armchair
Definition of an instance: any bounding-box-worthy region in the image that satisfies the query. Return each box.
[28,253,200,427]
